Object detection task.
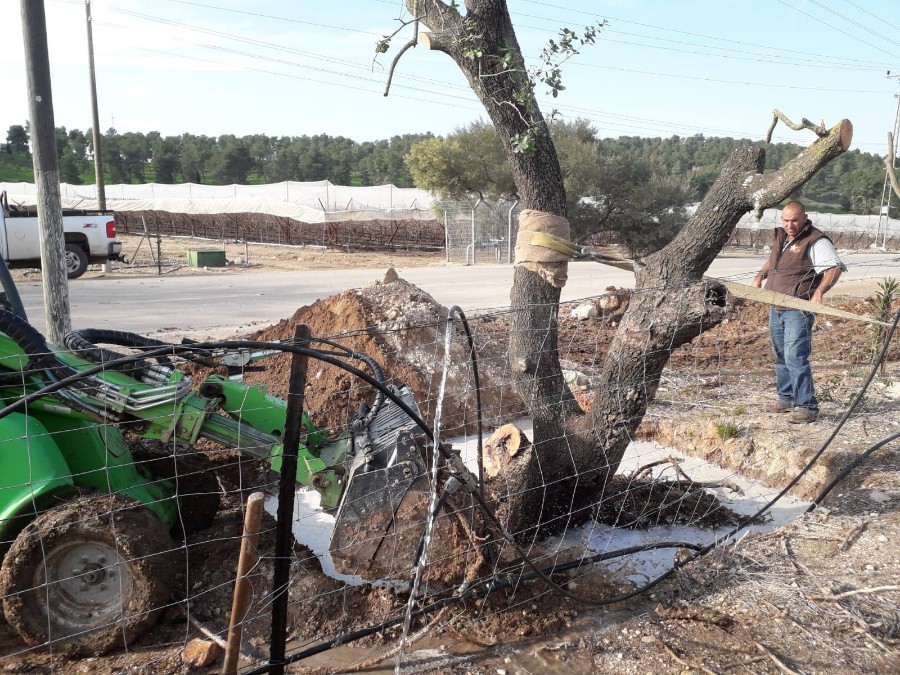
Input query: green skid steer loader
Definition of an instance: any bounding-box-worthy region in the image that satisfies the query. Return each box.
[0,262,451,656]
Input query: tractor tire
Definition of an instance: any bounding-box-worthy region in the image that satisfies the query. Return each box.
[131,439,221,535]
[64,243,89,279]
[0,494,174,656]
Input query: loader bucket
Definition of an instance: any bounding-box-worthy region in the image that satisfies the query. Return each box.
[328,430,434,580]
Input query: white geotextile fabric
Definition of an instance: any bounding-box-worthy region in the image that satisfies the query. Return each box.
[0,180,436,224]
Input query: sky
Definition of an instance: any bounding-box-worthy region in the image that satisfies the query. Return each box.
[2,0,900,157]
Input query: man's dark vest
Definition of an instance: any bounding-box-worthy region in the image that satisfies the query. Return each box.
[763,222,828,300]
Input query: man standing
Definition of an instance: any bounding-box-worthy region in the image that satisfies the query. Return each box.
[752,201,845,424]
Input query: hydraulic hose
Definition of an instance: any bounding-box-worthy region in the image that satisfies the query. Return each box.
[63,328,179,376]
[0,308,104,416]
[310,336,386,432]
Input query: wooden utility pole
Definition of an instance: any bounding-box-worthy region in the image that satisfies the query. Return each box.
[85,0,106,211]
[21,0,71,344]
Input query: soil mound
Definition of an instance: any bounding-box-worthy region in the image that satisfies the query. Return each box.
[245,274,525,436]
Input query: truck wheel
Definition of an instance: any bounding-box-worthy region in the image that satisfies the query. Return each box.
[0,494,174,656]
[131,439,221,535]
[64,243,89,279]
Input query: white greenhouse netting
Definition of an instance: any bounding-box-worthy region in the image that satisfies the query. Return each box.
[0,181,436,223]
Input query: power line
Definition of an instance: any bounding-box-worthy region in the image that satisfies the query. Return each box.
[519,0,900,66]
[568,60,890,95]
[152,0,900,73]
[108,8,894,98]
[804,0,900,50]
[99,11,887,148]
[770,0,900,59]
[154,0,385,37]
[514,14,894,71]
[840,0,900,33]
[25,0,891,151]
[102,10,473,94]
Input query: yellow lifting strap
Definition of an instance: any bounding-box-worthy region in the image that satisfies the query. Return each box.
[519,230,636,270]
[720,280,890,327]
[520,231,891,326]
[517,230,580,257]
[521,230,887,327]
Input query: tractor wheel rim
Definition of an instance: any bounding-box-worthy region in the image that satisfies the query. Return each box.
[35,540,134,634]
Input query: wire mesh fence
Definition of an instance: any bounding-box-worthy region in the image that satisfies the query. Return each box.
[114,205,900,266]
[439,198,520,264]
[115,211,446,251]
[0,269,898,672]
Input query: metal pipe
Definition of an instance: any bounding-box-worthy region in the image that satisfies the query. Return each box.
[443,206,449,263]
[507,199,518,264]
[269,324,311,674]
[470,198,482,265]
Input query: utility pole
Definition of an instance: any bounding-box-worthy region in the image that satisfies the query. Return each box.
[876,73,900,250]
[85,0,106,211]
[20,0,71,344]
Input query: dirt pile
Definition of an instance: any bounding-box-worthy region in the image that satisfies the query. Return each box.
[245,272,525,436]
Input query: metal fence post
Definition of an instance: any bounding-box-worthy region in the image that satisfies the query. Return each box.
[269,324,311,675]
[507,199,518,264]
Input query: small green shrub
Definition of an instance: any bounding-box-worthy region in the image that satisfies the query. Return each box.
[715,421,740,440]
[868,277,900,372]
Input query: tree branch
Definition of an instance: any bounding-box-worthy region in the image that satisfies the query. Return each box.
[383,36,418,96]
[765,109,828,143]
[746,120,852,212]
[809,585,900,601]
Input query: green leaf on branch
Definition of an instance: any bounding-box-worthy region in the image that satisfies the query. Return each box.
[511,130,536,155]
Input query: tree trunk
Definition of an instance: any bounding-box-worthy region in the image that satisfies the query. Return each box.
[407,1,852,539]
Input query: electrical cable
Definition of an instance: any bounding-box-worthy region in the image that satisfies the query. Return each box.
[240,538,704,675]
[447,306,485,496]
[809,430,900,509]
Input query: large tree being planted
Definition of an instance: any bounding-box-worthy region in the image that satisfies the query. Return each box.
[391,1,852,539]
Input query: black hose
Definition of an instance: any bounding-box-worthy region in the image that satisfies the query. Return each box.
[0,308,50,365]
[448,306,485,496]
[241,538,705,675]
[0,308,104,412]
[801,305,900,509]
[63,328,173,375]
[344,351,386,432]
[810,430,900,508]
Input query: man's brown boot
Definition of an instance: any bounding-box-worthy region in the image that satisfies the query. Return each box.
[789,408,819,424]
[764,400,793,413]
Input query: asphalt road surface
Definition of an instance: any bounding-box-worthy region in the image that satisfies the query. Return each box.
[15,252,900,339]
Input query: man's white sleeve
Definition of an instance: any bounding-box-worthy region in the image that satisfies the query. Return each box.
[809,239,847,274]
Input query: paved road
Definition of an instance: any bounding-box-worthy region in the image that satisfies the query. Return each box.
[15,252,900,338]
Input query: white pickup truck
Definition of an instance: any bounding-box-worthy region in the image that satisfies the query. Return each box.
[0,190,123,279]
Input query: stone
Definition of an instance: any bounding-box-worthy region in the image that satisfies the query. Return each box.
[571,302,599,320]
[181,638,221,668]
[383,266,400,283]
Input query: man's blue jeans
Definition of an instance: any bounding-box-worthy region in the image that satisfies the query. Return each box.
[769,308,817,411]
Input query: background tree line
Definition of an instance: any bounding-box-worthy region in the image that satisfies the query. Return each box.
[2,119,890,255]
[2,122,431,187]
[407,120,892,254]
